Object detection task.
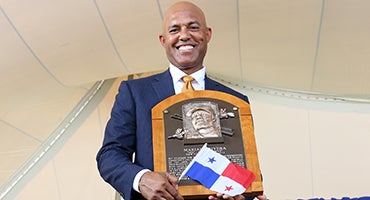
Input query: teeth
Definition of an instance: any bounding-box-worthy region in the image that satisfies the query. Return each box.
[179,45,193,50]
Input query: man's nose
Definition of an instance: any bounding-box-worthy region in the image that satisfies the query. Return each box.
[179,28,190,41]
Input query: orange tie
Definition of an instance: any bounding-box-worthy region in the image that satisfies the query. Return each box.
[181,75,195,92]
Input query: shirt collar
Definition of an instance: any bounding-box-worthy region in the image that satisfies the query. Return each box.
[169,63,206,84]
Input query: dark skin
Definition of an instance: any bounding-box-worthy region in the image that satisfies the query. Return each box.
[159,1,211,75]
[140,2,266,200]
[139,172,182,200]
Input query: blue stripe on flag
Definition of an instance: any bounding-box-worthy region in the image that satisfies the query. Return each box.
[185,161,220,188]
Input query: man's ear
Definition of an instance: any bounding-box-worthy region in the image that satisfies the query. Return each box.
[159,34,165,47]
[206,27,212,43]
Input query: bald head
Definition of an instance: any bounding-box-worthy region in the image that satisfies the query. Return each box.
[162,1,208,33]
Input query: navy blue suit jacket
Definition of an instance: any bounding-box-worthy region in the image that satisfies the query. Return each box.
[96,69,251,200]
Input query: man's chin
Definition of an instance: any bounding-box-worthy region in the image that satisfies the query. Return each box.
[176,62,201,70]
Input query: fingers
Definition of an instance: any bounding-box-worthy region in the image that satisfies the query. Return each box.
[234,195,245,200]
[139,172,183,200]
[165,172,179,189]
[163,177,182,200]
[256,194,267,200]
[208,193,245,200]
[208,192,227,200]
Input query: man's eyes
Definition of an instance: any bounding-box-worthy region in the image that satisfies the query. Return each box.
[169,28,179,33]
[168,26,200,33]
[189,26,200,30]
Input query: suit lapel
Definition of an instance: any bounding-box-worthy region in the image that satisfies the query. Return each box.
[205,76,221,90]
[151,70,175,101]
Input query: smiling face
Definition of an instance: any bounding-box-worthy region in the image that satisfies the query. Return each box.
[159,2,212,74]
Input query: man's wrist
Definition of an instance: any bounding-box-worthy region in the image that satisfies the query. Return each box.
[133,169,151,193]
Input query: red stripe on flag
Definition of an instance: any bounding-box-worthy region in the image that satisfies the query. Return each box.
[221,163,256,188]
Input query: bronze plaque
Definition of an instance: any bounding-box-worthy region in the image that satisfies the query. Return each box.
[152,90,263,199]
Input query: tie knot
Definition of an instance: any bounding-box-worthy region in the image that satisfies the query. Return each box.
[182,75,194,83]
[181,75,195,92]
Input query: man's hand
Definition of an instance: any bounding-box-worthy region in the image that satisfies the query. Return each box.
[208,193,267,200]
[256,194,267,200]
[208,193,245,200]
[139,171,184,200]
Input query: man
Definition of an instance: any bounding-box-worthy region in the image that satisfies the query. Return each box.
[96,1,266,200]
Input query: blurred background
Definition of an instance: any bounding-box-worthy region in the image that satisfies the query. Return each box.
[1,0,369,199]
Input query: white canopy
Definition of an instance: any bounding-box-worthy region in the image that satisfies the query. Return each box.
[1,1,370,199]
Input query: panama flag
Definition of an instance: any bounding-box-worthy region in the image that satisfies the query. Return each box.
[180,143,256,196]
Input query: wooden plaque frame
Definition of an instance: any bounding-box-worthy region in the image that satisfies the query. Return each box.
[152,90,263,199]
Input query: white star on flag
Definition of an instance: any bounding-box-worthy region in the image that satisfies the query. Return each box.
[180,143,255,196]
